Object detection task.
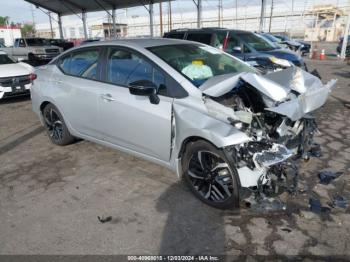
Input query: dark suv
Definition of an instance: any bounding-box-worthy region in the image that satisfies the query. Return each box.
[164,28,307,72]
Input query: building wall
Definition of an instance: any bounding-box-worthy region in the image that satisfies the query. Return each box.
[0,27,22,46]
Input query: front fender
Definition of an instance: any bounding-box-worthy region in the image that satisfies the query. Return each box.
[173,103,250,151]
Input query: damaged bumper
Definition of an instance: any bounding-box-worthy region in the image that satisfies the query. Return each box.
[235,142,294,189]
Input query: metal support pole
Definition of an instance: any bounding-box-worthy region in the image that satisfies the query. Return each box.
[340,12,350,60]
[268,0,273,32]
[259,0,266,32]
[48,12,54,38]
[169,0,172,30]
[112,8,117,39]
[82,10,88,39]
[290,0,294,38]
[197,0,202,28]
[58,14,64,39]
[159,2,163,36]
[149,1,154,37]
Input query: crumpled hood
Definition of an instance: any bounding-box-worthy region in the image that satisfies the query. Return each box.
[200,67,337,121]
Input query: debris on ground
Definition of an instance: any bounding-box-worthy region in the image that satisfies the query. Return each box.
[97,216,112,223]
[281,228,292,233]
[318,170,343,185]
[329,195,348,209]
[309,143,322,158]
[245,195,287,213]
[309,198,331,214]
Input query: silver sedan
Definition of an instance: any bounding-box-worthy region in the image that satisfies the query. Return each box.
[31,38,335,209]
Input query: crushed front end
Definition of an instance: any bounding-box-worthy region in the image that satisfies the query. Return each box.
[202,66,336,200]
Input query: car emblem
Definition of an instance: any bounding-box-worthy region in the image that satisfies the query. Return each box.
[12,78,20,86]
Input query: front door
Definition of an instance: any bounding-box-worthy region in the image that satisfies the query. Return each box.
[97,47,173,161]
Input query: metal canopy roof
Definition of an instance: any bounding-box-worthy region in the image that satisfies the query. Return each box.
[25,0,166,15]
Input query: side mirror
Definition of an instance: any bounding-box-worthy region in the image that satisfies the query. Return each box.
[128,80,160,104]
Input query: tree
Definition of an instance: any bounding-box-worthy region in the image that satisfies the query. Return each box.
[0,16,10,26]
[21,23,36,37]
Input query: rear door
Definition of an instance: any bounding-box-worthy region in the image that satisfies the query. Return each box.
[97,46,173,161]
[52,47,103,139]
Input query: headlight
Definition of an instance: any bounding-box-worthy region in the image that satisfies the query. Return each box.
[269,57,292,67]
[34,48,45,54]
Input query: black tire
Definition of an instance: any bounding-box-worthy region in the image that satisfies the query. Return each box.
[27,53,37,66]
[42,103,74,146]
[182,140,240,209]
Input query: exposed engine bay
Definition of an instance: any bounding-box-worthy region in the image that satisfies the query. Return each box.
[201,66,337,199]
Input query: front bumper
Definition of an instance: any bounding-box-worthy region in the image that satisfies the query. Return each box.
[0,84,31,98]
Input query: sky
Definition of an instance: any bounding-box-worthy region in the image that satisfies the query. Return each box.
[0,0,348,25]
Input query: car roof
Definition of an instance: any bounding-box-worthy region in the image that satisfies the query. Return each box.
[167,28,251,34]
[80,37,198,48]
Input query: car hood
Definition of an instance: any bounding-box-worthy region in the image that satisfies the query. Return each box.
[260,49,300,61]
[0,62,33,78]
[200,67,337,121]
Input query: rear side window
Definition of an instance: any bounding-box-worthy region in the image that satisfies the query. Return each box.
[166,33,185,39]
[58,49,99,80]
[106,48,166,91]
[186,33,212,45]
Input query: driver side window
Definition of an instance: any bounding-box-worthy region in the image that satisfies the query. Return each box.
[106,48,166,92]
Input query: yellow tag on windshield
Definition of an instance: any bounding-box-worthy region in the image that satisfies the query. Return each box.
[192,60,203,66]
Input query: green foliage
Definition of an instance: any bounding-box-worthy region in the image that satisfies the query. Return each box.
[21,24,36,37]
[0,16,10,26]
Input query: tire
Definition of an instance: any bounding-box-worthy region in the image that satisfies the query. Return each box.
[28,53,38,66]
[182,140,240,209]
[42,103,75,146]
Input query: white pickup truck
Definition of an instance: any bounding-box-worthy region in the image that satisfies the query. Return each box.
[0,38,63,65]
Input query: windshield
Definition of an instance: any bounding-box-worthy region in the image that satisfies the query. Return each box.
[262,34,280,43]
[26,38,48,46]
[0,54,16,64]
[237,32,276,51]
[148,44,255,87]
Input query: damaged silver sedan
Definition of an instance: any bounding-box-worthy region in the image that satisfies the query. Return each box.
[31,39,336,209]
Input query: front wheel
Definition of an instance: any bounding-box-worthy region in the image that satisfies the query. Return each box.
[182,140,240,209]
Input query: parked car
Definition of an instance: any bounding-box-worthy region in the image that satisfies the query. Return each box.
[164,28,306,73]
[336,36,350,57]
[0,38,63,66]
[31,39,335,209]
[47,39,74,51]
[0,51,36,99]
[271,34,311,55]
[80,38,102,45]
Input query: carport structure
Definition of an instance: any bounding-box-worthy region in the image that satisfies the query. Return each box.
[24,0,171,39]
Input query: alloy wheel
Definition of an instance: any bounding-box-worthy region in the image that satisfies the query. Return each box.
[44,107,64,142]
[187,150,234,203]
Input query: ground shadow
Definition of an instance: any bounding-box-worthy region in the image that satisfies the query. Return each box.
[0,126,44,155]
[0,95,30,104]
[156,182,231,255]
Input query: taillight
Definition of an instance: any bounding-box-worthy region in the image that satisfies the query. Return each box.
[29,73,37,82]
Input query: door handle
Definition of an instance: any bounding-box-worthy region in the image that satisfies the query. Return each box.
[100,93,115,102]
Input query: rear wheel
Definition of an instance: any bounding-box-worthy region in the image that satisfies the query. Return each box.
[42,103,74,146]
[182,140,240,209]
